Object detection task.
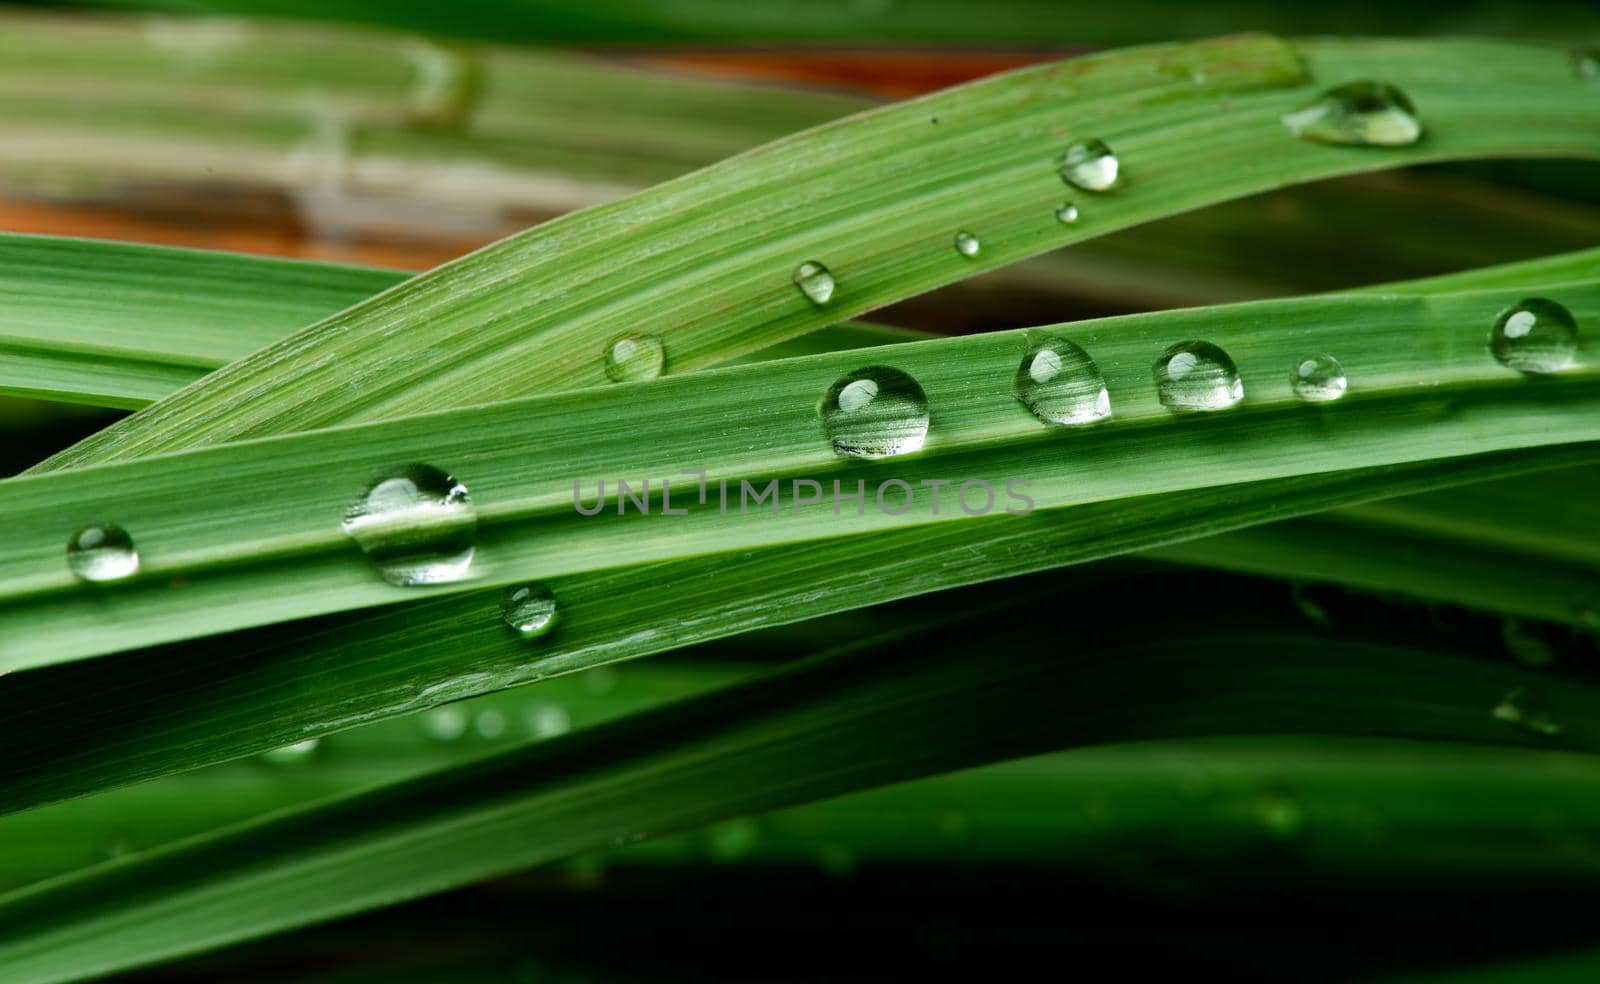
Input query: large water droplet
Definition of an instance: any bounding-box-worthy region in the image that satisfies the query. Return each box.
[1490,297,1579,374]
[1058,139,1119,191]
[1153,341,1244,411]
[1013,333,1111,426]
[342,464,476,586]
[819,366,930,458]
[604,335,665,383]
[1574,48,1600,81]
[1054,202,1079,225]
[66,523,140,583]
[259,738,320,765]
[1290,353,1347,402]
[793,260,835,306]
[1281,81,1421,146]
[502,582,557,639]
[953,231,981,257]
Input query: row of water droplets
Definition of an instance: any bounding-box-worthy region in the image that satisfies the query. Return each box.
[65,292,1579,595]
[59,69,1591,625]
[593,73,1457,387]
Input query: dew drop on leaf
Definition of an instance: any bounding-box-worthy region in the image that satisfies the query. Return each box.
[819,366,930,458]
[342,464,476,586]
[1290,353,1347,402]
[792,260,836,306]
[1058,138,1119,191]
[604,334,666,383]
[1054,202,1080,224]
[1490,297,1579,374]
[953,231,981,257]
[1281,81,1421,146]
[1153,341,1244,411]
[1013,332,1111,426]
[501,582,558,639]
[66,523,140,583]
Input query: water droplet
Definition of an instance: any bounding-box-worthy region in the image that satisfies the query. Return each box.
[259,738,320,765]
[1574,48,1600,81]
[421,705,470,742]
[603,334,665,383]
[66,523,140,583]
[1290,353,1347,402]
[793,260,835,306]
[474,709,508,739]
[1490,298,1579,374]
[953,231,980,257]
[819,366,930,458]
[1493,687,1562,737]
[342,464,476,586]
[1058,139,1119,191]
[501,583,557,639]
[1054,202,1079,224]
[1153,341,1244,411]
[1282,81,1421,146]
[1013,332,1111,426]
[527,702,572,738]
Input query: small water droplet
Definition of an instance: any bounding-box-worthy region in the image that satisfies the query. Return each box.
[819,366,930,458]
[1013,332,1111,426]
[1574,48,1600,81]
[1490,297,1579,374]
[66,523,140,583]
[953,231,980,257]
[793,260,835,306]
[1281,80,1421,146]
[474,709,508,739]
[603,335,665,383]
[342,464,476,586]
[1290,353,1347,402]
[421,705,470,742]
[1153,341,1244,411]
[1054,202,1079,224]
[527,702,572,738]
[259,738,320,765]
[501,583,557,639]
[1058,139,1119,191]
[1493,687,1562,737]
